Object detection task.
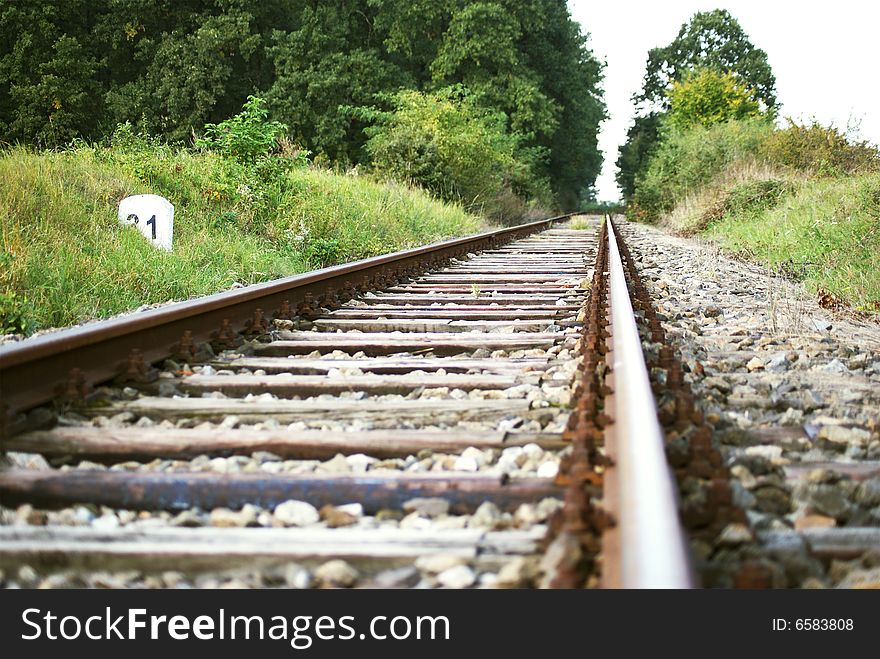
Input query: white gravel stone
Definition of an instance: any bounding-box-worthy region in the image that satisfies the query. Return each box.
[315,560,358,587]
[453,455,479,472]
[744,445,783,461]
[91,514,120,531]
[285,564,314,589]
[414,554,466,574]
[318,454,351,473]
[818,425,871,446]
[469,501,501,528]
[399,513,434,530]
[345,453,376,473]
[337,503,364,517]
[274,500,320,527]
[497,417,524,433]
[436,565,476,589]
[209,506,257,528]
[814,358,849,374]
[495,557,531,588]
[460,446,486,465]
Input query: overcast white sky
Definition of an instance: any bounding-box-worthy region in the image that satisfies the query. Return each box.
[568,1,880,201]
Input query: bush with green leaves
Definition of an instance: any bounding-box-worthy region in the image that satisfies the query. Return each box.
[667,68,765,130]
[760,120,880,177]
[0,289,31,334]
[354,86,551,222]
[197,96,291,163]
[698,178,791,229]
[630,118,774,221]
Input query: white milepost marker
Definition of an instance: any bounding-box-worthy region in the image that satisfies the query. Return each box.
[118,194,174,251]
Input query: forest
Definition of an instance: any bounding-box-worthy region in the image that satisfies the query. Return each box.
[0,0,606,212]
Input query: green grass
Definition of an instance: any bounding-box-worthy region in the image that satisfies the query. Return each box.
[632,119,880,311]
[0,144,483,333]
[630,118,774,222]
[568,216,594,230]
[705,173,880,310]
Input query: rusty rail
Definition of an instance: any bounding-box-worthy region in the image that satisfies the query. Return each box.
[603,218,693,588]
[0,213,571,428]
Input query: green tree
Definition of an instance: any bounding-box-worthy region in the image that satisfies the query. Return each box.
[0,0,102,146]
[8,36,101,147]
[375,0,605,208]
[359,86,549,219]
[265,3,403,164]
[666,68,763,129]
[638,9,776,111]
[430,2,559,146]
[617,9,776,199]
[105,9,265,142]
[615,113,661,199]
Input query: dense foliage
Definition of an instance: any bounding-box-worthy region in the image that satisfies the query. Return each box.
[616,9,776,197]
[630,116,880,224]
[0,0,605,212]
[637,9,776,112]
[666,69,763,130]
[356,87,550,221]
[629,119,774,221]
[760,120,880,177]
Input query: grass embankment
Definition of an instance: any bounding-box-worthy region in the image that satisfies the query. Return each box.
[631,120,880,311]
[0,143,483,334]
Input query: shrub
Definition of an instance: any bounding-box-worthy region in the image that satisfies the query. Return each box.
[305,237,341,268]
[354,86,551,222]
[197,96,292,164]
[760,120,880,176]
[699,178,790,229]
[0,290,32,334]
[630,118,774,221]
[667,68,764,130]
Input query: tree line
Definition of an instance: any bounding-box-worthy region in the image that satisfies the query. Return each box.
[615,9,777,199]
[0,0,606,211]
[617,8,878,226]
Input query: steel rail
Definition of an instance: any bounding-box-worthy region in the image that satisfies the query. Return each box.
[604,218,693,588]
[0,213,572,424]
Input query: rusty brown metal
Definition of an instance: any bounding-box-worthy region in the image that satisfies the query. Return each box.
[171,330,196,362]
[54,368,90,403]
[0,213,572,422]
[602,217,693,588]
[545,216,709,588]
[609,217,744,548]
[273,299,293,320]
[0,470,563,514]
[545,217,609,588]
[114,349,159,385]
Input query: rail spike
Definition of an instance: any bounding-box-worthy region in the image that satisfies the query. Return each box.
[210,318,239,351]
[242,308,270,338]
[115,349,159,385]
[171,330,196,362]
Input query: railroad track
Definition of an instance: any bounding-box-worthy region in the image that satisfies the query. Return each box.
[0,214,744,589]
